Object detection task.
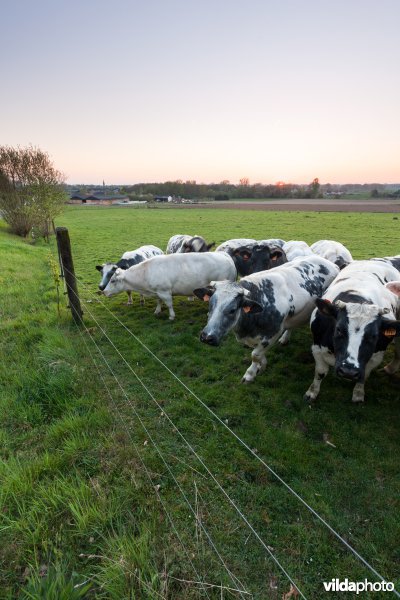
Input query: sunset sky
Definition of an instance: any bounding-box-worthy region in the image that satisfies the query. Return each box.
[1,0,400,185]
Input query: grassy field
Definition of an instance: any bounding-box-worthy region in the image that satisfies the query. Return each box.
[1,206,399,598]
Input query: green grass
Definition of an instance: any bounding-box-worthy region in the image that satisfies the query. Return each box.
[1,208,400,598]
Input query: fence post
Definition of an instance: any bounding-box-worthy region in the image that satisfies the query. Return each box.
[55,226,83,325]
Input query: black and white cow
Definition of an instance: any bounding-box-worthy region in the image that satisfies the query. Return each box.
[102,252,236,320]
[194,256,339,383]
[96,245,163,304]
[215,238,287,277]
[166,234,215,254]
[304,260,400,403]
[311,240,353,270]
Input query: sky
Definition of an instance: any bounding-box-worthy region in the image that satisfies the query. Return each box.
[1,0,400,185]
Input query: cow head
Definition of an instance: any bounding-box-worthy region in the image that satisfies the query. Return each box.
[182,236,215,253]
[194,282,262,346]
[102,268,126,297]
[96,263,119,291]
[232,244,287,277]
[316,298,400,382]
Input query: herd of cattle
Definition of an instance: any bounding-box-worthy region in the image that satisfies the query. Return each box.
[95,234,400,403]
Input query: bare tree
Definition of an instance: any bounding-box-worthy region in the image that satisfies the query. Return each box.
[0,145,66,239]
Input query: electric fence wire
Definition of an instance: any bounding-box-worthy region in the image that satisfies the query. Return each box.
[60,264,307,599]
[64,266,399,596]
[70,297,251,599]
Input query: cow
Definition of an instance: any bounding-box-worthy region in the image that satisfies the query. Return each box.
[194,256,339,383]
[96,245,164,305]
[102,252,237,320]
[304,260,400,404]
[166,234,215,254]
[311,240,353,270]
[282,240,314,261]
[216,238,287,277]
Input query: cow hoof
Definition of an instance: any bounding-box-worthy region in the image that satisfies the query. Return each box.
[351,396,365,403]
[169,316,175,321]
[241,376,253,384]
[303,393,313,402]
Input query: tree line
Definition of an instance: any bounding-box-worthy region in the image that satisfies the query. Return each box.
[120,178,398,201]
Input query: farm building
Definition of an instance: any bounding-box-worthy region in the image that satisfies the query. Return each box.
[68,191,130,205]
[154,195,172,202]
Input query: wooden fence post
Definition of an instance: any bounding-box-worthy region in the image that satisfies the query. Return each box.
[55,226,83,325]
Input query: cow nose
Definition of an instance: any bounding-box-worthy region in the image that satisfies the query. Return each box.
[337,363,360,381]
[200,331,218,346]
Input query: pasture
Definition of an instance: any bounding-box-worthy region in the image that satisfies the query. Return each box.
[1,207,399,598]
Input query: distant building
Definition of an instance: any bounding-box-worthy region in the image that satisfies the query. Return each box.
[154,195,172,202]
[68,192,129,205]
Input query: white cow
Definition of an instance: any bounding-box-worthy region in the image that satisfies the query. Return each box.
[311,240,353,270]
[282,240,314,261]
[102,252,236,320]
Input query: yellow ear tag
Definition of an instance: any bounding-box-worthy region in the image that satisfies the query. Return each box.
[203,294,210,302]
[243,305,251,313]
[384,328,396,337]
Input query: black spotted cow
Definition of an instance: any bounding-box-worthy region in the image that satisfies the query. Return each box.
[96,245,163,304]
[166,234,215,254]
[194,256,339,383]
[304,259,400,403]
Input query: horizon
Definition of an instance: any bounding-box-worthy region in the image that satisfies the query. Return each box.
[2,1,400,185]
[66,180,400,188]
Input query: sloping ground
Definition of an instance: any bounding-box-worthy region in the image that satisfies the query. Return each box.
[0,223,169,599]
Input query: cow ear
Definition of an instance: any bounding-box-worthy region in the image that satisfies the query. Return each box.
[207,241,216,251]
[193,287,215,302]
[242,298,263,314]
[380,319,400,338]
[385,281,400,297]
[316,298,338,319]
[95,265,103,272]
[334,257,347,270]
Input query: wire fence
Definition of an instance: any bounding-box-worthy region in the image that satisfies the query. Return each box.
[58,257,399,598]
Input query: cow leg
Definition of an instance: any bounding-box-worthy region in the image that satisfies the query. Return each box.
[242,344,267,383]
[353,351,385,403]
[351,383,365,403]
[187,295,194,301]
[126,291,133,305]
[278,330,291,345]
[157,292,175,320]
[139,294,145,306]
[304,346,330,401]
[384,337,400,374]
[154,299,163,315]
